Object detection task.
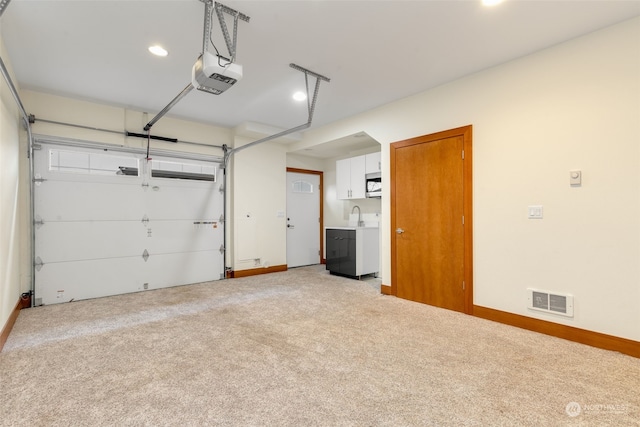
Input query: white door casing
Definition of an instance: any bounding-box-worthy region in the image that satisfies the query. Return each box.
[286,171,320,268]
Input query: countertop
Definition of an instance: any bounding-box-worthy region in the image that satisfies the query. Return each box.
[325,226,379,230]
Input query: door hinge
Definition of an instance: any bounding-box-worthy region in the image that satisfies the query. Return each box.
[462,215,465,225]
[462,150,465,160]
[462,281,465,290]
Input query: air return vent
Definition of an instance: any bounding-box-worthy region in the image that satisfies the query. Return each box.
[527,288,574,317]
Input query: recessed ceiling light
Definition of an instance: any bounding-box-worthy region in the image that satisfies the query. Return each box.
[148,45,168,57]
[292,91,307,101]
[482,0,504,6]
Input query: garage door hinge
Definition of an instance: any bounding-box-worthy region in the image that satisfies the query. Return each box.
[33,177,47,184]
[219,214,225,223]
[34,215,45,229]
[34,256,44,271]
[141,215,150,226]
[219,244,225,254]
[141,182,149,189]
[142,249,150,262]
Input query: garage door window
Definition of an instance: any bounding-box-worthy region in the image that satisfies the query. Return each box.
[151,160,216,182]
[49,149,139,176]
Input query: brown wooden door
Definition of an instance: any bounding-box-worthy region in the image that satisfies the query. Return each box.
[390,126,472,314]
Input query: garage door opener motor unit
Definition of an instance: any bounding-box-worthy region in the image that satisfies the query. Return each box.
[192,52,242,95]
[191,1,248,95]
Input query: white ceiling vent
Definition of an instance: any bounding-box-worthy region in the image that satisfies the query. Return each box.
[527,288,574,317]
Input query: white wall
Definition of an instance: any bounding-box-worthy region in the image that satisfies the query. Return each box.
[300,17,640,341]
[286,152,325,172]
[232,137,287,271]
[0,39,24,331]
[22,91,232,155]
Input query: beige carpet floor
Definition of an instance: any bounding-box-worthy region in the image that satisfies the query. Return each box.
[1,265,638,426]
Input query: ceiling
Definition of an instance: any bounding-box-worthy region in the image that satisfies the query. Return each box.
[2,0,639,158]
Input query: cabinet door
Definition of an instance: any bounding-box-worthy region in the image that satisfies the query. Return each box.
[342,231,357,276]
[326,229,356,276]
[365,152,381,174]
[349,155,366,199]
[336,158,351,200]
[326,229,341,272]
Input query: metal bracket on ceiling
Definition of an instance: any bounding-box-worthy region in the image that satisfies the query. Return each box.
[202,0,250,62]
[223,63,330,167]
[289,63,331,124]
[0,0,12,18]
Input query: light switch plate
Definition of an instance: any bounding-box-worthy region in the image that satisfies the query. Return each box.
[528,205,543,219]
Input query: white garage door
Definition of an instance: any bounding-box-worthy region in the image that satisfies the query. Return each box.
[33,140,224,305]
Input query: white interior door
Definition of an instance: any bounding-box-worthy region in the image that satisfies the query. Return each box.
[286,171,320,268]
[33,141,224,305]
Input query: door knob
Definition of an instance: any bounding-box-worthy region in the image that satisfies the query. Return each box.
[396,228,405,234]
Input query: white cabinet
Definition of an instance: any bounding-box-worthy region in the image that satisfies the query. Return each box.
[365,151,381,174]
[336,155,366,199]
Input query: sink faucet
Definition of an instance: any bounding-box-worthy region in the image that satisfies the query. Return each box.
[351,205,363,227]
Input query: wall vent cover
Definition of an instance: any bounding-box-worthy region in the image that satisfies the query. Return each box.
[527,288,574,317]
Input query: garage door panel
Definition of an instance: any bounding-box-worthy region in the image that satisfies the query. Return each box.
[144,251,222,289]
[35,221,147,262]
[36,258,147,305]
[146,221,222,253]
[36,252,222,306]
[36,181,146,221]
[145,184,221,220]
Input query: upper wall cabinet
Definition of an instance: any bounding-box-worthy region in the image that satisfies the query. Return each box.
[365,152,381,174]
[336,155,366,199]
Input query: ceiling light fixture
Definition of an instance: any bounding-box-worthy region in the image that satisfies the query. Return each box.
[148,45,168,57]
[482,0,504,6]
[293,91,307,101]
